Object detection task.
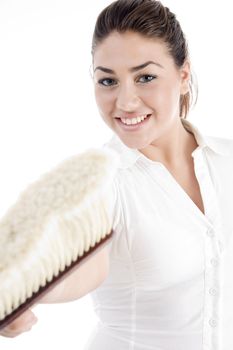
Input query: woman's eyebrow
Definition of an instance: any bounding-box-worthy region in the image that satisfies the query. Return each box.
[94,60,164,74]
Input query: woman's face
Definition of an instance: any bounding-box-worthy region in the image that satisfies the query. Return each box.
[92,31,190,150]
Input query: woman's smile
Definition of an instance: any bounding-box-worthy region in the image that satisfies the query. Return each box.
[115,113,152,131]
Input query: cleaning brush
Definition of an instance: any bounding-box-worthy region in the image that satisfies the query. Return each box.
[0,146,119,330]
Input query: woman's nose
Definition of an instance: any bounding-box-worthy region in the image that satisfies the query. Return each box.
[116,84,140,111]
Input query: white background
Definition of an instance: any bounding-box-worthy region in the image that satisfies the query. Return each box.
[0,0,232,349]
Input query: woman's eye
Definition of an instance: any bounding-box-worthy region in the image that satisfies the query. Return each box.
[138,75,156,83]
[97,75,156,87]
[98,78,116,87]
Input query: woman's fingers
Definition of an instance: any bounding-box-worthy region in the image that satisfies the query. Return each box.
[0,309,38,338]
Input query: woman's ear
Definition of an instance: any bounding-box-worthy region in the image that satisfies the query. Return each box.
[180,60,191,95]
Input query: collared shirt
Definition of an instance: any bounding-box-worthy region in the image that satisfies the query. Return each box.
[86,118,233,350]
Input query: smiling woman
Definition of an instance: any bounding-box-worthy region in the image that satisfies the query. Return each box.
[1,1,233,350]
[92,31,193,153]
[86,1,233,350]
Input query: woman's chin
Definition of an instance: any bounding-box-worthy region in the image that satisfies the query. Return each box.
[118,136,149,150]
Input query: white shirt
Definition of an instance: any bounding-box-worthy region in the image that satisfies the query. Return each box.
[85,118,233,350]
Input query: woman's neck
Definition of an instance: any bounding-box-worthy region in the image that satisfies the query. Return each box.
[139,118,198,168]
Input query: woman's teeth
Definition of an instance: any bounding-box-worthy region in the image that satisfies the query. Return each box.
[120,114,149,125]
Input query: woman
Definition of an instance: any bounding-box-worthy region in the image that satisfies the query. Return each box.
[1,1,233,349]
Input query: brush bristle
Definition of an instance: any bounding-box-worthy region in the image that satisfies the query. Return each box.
[0,147,119,322]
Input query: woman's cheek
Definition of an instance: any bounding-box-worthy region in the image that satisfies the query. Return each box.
[155,86,175,114]
[94,93,114,127]
[95,89,112,110]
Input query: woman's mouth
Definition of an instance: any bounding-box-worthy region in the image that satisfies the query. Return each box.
[116,114,152,131]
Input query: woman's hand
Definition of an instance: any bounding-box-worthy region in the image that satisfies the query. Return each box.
[0,309,38,338]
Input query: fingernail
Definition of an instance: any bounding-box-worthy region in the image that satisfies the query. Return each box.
[28,314,37,324]
[32,316,38,324]
[32,319,38,326]
[27,317,37,328]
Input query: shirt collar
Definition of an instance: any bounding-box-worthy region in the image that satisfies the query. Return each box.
[182,118,230,158]
[104,118,230,170]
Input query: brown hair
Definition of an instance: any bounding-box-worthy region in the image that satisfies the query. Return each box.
[91,0,198,119]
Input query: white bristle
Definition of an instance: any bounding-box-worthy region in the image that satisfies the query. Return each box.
[0,147,119,322]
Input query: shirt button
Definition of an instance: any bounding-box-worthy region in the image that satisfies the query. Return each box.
[209,318,218,327]
[209,288,218,296]
[207,228,215,237]
[211,258,219,267]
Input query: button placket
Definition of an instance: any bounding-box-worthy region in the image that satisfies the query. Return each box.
[203,235,222,349]
[194,151,223,350]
